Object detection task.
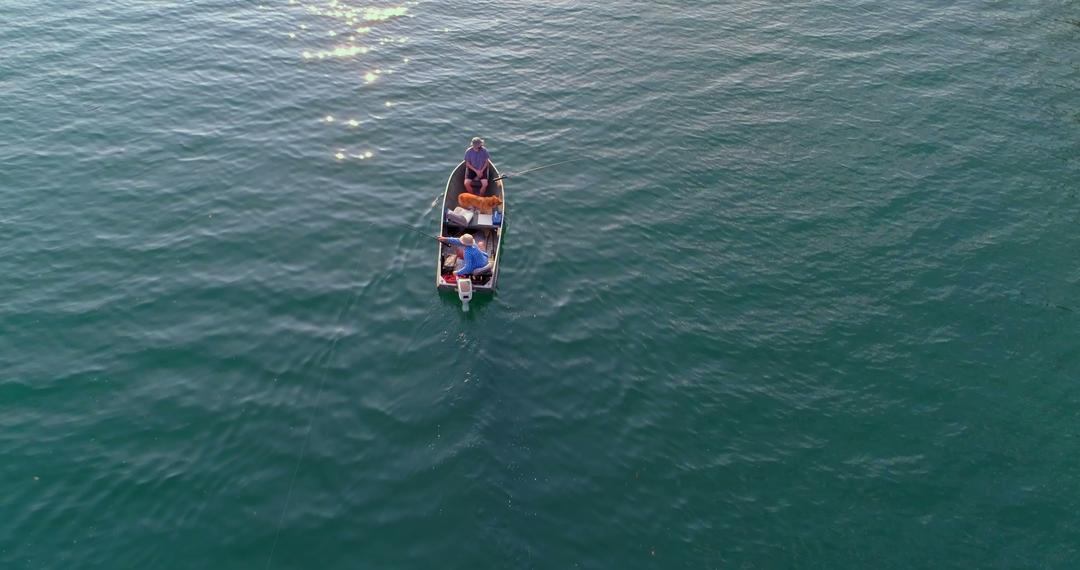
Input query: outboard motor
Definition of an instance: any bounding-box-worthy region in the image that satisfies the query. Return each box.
[456,276,473,312]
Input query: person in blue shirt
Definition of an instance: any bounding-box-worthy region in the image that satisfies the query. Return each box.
[438,233,489,276]
[463,136,492,195]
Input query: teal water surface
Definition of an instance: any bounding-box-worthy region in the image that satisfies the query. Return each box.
[2,0,1080,568]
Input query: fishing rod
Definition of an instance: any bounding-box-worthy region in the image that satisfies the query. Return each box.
[427,156,590,211]
[492,158,588,181]
[373,221,468,245]
[392,222,443,242]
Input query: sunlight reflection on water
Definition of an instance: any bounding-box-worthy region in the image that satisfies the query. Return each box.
[285,1,411,162]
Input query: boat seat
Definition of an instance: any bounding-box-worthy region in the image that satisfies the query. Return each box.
[445,210,500,230]
[472,260,495,276]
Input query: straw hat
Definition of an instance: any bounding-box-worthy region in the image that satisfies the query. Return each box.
[470,136,484,147]
[460,233,475,246]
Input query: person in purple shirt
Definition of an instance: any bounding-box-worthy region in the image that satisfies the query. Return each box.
[463,136,492,195]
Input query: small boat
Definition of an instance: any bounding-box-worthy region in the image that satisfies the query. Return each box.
[436,161,505,293]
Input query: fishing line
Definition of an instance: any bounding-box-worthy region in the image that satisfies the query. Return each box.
[264,344,336,570]
[265,210,514,569]
[1016,290,1077,314]
[264,259,372,570]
